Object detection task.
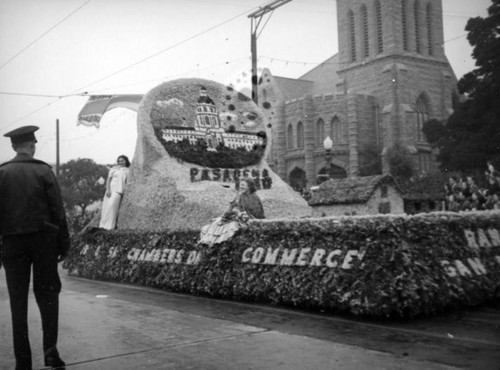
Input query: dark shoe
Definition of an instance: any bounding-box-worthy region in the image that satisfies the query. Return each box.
[44,355,65,369]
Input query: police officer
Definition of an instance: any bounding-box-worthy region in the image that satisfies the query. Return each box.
[0,126,69,370]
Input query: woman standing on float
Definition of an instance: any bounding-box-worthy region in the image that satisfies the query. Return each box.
[99,155,130,230]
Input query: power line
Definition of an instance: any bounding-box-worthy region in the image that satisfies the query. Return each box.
[0,0,93,72]
[84,56,251,95]
[0,0,265,128]
[0,97,68,132]
[0,92,63,98]
[68,3,265,95]
[0,57,251,99]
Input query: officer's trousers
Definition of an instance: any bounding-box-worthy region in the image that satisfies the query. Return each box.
[2,231,61,370]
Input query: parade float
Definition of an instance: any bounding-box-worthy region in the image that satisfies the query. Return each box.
[66,79,500,318]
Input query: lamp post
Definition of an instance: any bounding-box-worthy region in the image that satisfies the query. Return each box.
[323,136,333,180]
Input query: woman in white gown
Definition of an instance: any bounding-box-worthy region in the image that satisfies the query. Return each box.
[99,155,130,230]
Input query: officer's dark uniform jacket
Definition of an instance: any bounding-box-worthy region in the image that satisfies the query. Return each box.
[0,153,70,256]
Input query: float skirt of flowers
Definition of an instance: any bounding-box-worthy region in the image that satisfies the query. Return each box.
[64,211,500,318]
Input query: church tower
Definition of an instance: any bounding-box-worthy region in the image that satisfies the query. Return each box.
[336,0,457,173]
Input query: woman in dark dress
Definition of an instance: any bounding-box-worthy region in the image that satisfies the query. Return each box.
[232,178,265,219]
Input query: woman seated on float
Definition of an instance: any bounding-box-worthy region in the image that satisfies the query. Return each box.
[198,177,265,247]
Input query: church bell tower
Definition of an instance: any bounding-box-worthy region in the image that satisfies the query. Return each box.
[336,0,457,173]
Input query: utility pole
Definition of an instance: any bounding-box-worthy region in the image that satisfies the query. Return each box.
[248,0,292,104]
[56,119,60,176]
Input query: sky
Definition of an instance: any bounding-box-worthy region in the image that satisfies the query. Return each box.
[0,0,492,165]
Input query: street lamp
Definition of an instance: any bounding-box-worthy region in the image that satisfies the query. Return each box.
[323,136,333,180]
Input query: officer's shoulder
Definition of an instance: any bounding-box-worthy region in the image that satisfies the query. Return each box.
[0,158,52,169]
[31,158,52,168]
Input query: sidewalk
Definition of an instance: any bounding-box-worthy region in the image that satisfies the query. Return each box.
[0,269,489,369]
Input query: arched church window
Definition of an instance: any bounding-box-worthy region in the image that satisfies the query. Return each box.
[297,121,304,148]
[348,10,357,62]
[331,116,341,142]
[205,116,210,127]
[287,123,294,150]
[361,5,369,59]
[316,119,325,146]
[375,0,383,54]
[426,3,433,56]
[416,94,429,142]
[414,0,421,54]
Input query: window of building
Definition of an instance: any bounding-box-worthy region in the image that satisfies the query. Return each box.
[287,124,294,150]
[426,3,433,56]
[378,202,391,214]
[316,119,324,146]
[416,94,429,142]
[380,185,388,198]
[348,10,357,62]
[418,152,433,173]
[297,121,304,148]
[375,0,383,54]
[414,0,421,53]
[361,5,369,59]
[374,103,381,147]
[402,0,408,51]
[331,116,341,142]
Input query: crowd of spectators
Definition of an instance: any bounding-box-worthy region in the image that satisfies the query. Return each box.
[445,161,500,211]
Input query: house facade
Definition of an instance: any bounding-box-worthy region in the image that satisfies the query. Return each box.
[258,0,458,191]
[308,174,405,217]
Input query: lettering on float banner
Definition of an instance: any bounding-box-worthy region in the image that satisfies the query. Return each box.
[80,246,203,265]
[441,228,500,277]
[189,167,273,189]
[241,247,364,269]
[80,244,363,270]
[78,227,500,273]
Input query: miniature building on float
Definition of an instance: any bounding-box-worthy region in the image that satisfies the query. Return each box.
[161,87,264,151]
[308,174,404,217]
[258,0,458,192]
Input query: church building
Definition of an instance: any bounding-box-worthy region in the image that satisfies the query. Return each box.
[258,0,458,190]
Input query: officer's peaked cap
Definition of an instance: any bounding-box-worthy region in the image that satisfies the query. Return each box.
[3,125,39,144]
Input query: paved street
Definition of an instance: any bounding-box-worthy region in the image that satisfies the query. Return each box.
[1,268,499,370]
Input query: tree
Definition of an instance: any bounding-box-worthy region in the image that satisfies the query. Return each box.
[431,0,500,172]
[58,158,109,220]
[386,143,414,179]
[358,144,382,176]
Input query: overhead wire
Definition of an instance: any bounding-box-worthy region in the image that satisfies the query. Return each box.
[0,0,266,130]
[0,92,63,98]
[84,56,251,95]
[1,2,266,129]
[66,3,266,96]
[0,0,93,72]
[0,0,479,131]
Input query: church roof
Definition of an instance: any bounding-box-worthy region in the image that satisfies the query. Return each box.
[273,76,313,101]
[299,54,340,96]
[269,53,340,100]
[308,174,402,206]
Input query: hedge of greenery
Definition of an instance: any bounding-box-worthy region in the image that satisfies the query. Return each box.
[63,211,500,318]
